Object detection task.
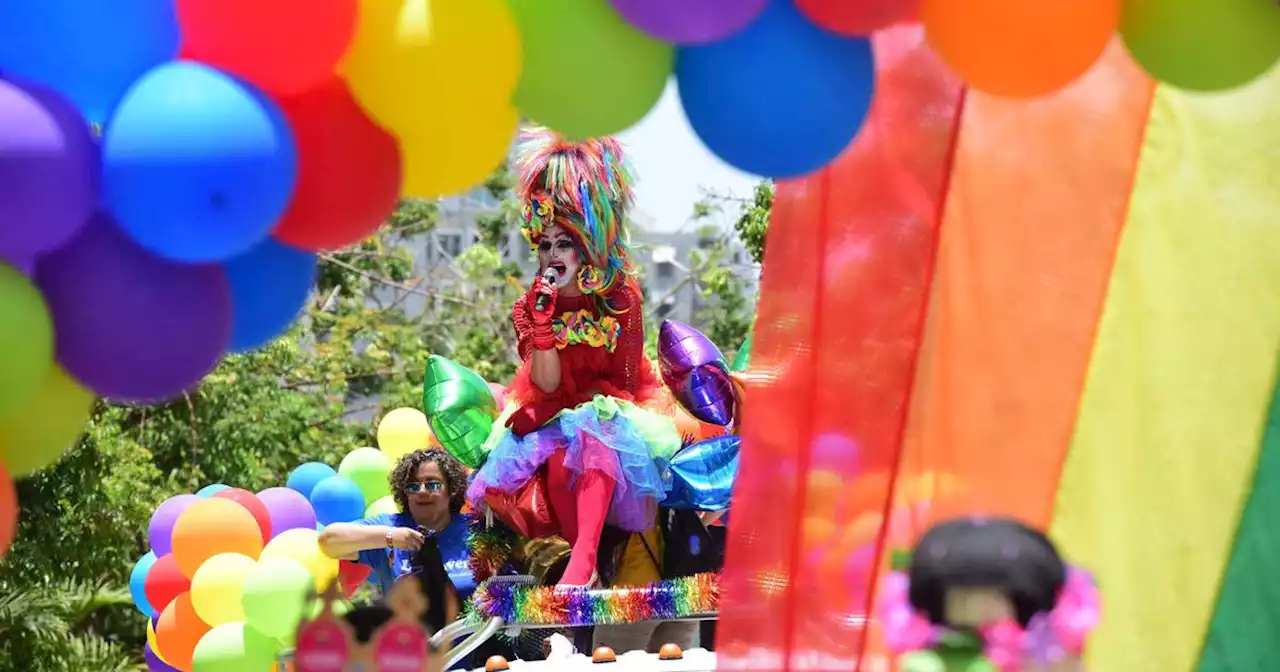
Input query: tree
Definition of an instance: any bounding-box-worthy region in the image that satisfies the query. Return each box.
[683,180,774,358]
[0,172,528,669]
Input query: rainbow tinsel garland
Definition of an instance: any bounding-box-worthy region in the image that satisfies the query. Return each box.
[471,573,719,627]
[466,516,521,584]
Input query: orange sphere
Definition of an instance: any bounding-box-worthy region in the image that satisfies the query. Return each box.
[170,497,264,577]
[658,643,684,660]
[485,655,511,671]
[592,646,617,663]
[154,593,211,670]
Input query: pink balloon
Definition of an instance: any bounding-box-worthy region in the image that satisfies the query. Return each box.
[488,382,506,406]
[607,0,769,44]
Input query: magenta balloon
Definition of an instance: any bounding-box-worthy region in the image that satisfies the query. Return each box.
[0,78,96,262]
[147,493,199,556]
[607,0,769,44]
[256,486,318,537]
[35,215,232,401]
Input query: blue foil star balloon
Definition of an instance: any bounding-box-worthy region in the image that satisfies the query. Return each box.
[662,435,739,511]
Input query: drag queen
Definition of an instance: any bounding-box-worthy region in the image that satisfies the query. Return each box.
[466,129,680,588]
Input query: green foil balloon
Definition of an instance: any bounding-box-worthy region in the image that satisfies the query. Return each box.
[1121,0,1280,91]
[422,355,499,468]
[730,333,752,372]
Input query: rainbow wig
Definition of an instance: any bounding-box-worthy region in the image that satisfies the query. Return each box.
[515,126,640,307]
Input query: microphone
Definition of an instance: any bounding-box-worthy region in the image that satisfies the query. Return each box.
[534,267,559,312]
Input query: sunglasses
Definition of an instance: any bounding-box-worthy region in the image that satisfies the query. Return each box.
[405,481,445,495]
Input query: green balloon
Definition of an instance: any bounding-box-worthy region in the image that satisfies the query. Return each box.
[338,447,392,505]
[242,558,314,640]
[191,622,278,672]
[509,0,673,139]
[1121,0,1280,91]
[423,355,499,468]
[730,333,753,372]
[900,651,946,672]
[961,657,1000,672]
[0,264,54,419]
[365,495,399,518]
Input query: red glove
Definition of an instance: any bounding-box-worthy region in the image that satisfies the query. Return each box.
[529,274,558,350]
[506,401,559,436]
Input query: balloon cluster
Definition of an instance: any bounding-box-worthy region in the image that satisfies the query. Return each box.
[129,407,443,672]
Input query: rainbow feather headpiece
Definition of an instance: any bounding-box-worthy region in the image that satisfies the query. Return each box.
[515,127,638,300]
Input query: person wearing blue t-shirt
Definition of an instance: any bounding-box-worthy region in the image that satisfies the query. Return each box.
[319,449,475,601]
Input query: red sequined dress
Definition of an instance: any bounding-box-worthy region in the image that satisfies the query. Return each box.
[465,285,680,533]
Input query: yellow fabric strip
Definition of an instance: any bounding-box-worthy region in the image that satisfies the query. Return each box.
[1050,65,1280,670]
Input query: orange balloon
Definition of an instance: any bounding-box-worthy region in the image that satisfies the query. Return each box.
[0,463,14,559]
[671,407,726,444]
[154,593,211,670]
[921,0,1120,97]
[170,498,264,577]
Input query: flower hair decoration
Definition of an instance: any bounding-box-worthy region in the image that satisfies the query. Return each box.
[521,196,553,248]
[879,563,1101,671]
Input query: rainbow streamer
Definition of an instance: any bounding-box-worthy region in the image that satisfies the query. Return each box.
[719,25,1280,671]
[470,574,718,627]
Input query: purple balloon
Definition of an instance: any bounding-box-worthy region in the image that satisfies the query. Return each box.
[608,0,769,44]
[682,363,735,426]
[256,486,318,537]
[657,319,726,382]
[144,642,180,672]
[147,494,199,557]
[0,78,97,262]
[35,215,232,401]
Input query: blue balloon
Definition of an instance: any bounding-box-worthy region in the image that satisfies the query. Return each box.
[223,238,317,352]
[675,0,875,178]
[129,551,157,617]
[287,462,337,500]
[662,435,740,511]
[102,61,298,263]
[0,0,178,122]
[309,475,366,526]
[196,483,231,497]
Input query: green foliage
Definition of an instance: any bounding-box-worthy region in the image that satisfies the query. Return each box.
[0,177,526,669]
[687,180,774,358]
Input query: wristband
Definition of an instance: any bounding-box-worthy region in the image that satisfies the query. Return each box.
[385,529,395,549]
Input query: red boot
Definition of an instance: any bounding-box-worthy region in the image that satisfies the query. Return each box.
[558,468,614,588]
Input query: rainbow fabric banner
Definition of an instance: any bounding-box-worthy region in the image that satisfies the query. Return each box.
[719,26,1280,671]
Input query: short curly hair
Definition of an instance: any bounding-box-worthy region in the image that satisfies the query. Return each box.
[389,449,468,515]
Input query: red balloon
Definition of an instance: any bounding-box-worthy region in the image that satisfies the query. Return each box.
[338,560,372,597]
[143,554,191,614]
[176,0,357,95]
[795,0,920,36]
[0,463,14,560]
[211,488,272,543]
[271,79,402,251]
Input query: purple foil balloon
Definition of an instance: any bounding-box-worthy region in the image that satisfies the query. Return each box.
[147,493,199,557]
[0,78,96,262]
[658,319,725,381]
[608,0,769,44]
[684,363,735,426]
[144,642,180,672]
[35,215,232,401]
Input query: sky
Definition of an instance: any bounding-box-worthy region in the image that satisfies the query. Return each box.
[617,80,761,232]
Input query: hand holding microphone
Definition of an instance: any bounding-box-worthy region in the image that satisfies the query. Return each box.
[532,267,559,317]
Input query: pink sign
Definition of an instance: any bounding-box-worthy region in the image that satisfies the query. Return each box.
[372,622,429,672]
[294,620,350,672]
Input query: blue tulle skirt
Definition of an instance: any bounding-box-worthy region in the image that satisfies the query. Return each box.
[466,396,681,532]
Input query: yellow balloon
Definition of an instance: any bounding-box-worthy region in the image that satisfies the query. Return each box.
[399,102,519,198]
[344,0,521,133]
[189,552,257,626]
[0,366,95,476]
[376,407,435,462]
[260,528,339,592]
[146,618,169,664]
